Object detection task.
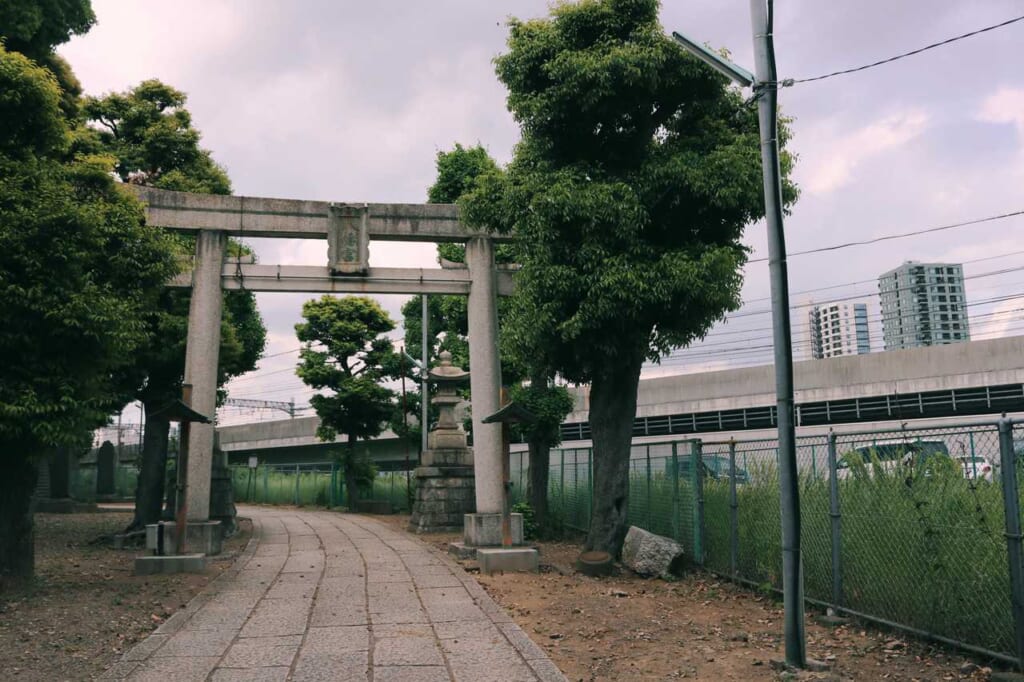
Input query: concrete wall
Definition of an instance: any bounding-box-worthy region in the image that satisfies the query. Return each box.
[217,417,414,468]
[566,335,1024,421]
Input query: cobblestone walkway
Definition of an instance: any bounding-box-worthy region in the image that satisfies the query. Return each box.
[104,507,565,681]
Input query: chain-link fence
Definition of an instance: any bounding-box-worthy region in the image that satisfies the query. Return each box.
[525,419,1024,664]
[230,463,412,511]
[512,442,703,556]
[68,462,139,501]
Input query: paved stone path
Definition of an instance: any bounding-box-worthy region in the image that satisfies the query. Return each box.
[104,507,566,682]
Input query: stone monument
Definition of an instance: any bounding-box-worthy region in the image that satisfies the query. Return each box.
[96,440,116,499]
[408,352,476,533]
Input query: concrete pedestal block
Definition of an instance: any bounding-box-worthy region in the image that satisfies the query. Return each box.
[409,464,476,533]
[477,547,539,575]
[464,512,523,547]
[134,554,207,575]
[146,520,223,556]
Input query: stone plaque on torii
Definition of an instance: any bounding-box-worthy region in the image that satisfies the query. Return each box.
[128,185,515,545]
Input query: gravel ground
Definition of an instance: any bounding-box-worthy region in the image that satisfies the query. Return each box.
[0,511,250,681]
[377,514,1011,681]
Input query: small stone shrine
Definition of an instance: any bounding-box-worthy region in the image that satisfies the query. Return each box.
[408,351,476,533]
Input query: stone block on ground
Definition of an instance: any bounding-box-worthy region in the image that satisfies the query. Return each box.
[146,520,223,556]
[134,554,207,575]
[476,548,539,575]
[447,542,476,561]
[621,526,685,579]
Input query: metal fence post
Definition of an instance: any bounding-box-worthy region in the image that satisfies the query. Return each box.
[729,440,739,577]
[329,466,335,508]
[692,440,705,565]
[587,448,594,528]
[671,442,680,542]
[998,418,1024,672]
[560,450,565,519]
[263,466,268,503]
[294,464,300,506]
[827,431,844,608]
[646,445,652,530]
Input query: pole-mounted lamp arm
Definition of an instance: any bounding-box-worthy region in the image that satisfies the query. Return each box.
[671,31,755,88]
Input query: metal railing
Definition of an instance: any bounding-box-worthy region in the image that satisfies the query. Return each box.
[512,419,1024,667]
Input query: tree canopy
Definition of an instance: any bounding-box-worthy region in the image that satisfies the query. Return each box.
[0,0,95,62]
[0,42,178,579]
[83,80,231,194]
[296,296,400,504]
[462,0,796,553]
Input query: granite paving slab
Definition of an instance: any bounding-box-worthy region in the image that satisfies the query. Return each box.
[104,507,566,681]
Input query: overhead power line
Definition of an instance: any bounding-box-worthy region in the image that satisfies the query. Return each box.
[748,209,1024,264]
[742,249,1024,305]
[781,14,1024,86]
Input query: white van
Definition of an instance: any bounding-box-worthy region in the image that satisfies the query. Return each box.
[836,440,950,480]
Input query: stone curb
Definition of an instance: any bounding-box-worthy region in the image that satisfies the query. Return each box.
[98,516,264,679]
[351,515,568,682]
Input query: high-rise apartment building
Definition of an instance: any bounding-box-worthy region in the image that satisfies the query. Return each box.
[808,301,871,359]
[878,261,970,350]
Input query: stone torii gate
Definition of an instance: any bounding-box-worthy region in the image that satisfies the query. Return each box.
[129,186,512,525]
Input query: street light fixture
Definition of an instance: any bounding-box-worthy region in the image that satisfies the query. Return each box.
[670,31,754,87]
[672,0,807,669]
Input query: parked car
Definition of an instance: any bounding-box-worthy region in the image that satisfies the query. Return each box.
[956,455,995,482]
[703,455,751,485]
[836,440,951,480]
[670,455,750,485]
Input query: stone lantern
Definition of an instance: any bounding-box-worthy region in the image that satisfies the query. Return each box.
[408,352,476,533]
[424,351,471,458]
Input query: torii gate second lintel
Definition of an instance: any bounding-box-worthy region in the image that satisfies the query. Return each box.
[131,186,511,521]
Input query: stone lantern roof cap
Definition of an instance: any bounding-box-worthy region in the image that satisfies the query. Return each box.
[428,350,469,383]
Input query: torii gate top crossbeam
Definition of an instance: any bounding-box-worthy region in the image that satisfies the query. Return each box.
[128,186,513,243]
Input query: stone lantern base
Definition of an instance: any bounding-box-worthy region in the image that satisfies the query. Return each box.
[408,461,476,534]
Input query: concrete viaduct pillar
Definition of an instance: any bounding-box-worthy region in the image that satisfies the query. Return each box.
[465,237,503,514]
[183,230,226,521]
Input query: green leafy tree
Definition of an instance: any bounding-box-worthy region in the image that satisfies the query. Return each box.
[296,296,399,507]
[84,80,266,530]
[463,0,796,554]
[83,79,231,193]
[0,0,95,63]
[0,0,93,121]
[0,44,177,582]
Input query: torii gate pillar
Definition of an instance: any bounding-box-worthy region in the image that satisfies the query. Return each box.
[465,237,504,514]
[182,230,226,521]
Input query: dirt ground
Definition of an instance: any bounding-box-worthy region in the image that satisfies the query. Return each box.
[0,510,251,681]
[380,514,1009,681]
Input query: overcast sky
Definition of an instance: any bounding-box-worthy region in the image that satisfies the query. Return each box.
[60,1,1024,424]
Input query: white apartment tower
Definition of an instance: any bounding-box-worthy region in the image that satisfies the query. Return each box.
[879,261,970,350]
[808,301,871,359]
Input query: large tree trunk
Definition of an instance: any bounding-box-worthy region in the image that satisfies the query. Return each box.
[585,351,645,556]
[527,370,551,533]
[0,454,38,586]
[344,434,359,509]
[527,437,550,533]
[128,400,170,531]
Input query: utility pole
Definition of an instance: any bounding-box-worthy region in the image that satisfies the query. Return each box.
[672,0,806,667]
[421,295,429,458]
[748,0,806,667]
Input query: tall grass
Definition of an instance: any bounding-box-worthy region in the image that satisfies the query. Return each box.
[540,447,1018,658]
[230,465,411,511]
